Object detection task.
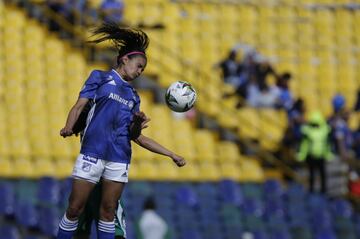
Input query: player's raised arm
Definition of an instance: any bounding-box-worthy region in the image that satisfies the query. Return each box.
[60,97,89,137]
[129,111,150,140]
[134,135,186,167]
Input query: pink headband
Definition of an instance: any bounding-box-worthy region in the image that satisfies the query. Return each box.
[124,51,146,57]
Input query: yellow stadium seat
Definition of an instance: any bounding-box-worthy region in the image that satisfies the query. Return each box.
[220,162,241,181]
[132,161,158,180]
[0,158,14,178]
[349,112,359,131]
[156,161,180,180]
[198,162,221,181]
[54,158,74,178]
[13,158,36,178]
[132,142,154,161]
[194,130,217,162]
[34,158,56,177]
[178,162,200,181]
[238,108,259,139]
[239,158,264,182]
[217,141,241,163]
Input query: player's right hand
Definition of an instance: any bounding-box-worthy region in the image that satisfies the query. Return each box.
[171,154,186,167]
[60,127,73,138]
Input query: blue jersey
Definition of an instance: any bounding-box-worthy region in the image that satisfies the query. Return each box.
[79,69,140,163]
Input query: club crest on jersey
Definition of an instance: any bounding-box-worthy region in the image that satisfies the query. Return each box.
[128,100,134,109]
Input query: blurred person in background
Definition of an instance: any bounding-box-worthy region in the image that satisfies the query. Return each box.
[137,197,170,239]
[47,0,71,31]
[215,49,241,87]
[246,81,279,108]
[328,94,353,160]
[274,72,293,110]
[353,89,360,112]
[100,0,125,24]
[280,98,306,164]
[297,111,333,194]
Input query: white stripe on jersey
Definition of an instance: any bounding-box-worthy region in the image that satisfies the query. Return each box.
[82,102,96,140]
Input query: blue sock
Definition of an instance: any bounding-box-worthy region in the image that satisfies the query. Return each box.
[57,213,78,239]
[98,220,115,239]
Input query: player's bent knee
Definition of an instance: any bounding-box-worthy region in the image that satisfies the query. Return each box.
[66,204,85,219]
[100,204,116,221]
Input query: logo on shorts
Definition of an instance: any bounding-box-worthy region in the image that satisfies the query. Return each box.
[82,162,92,172]
[121,172,128,177]
[83,155,98,164]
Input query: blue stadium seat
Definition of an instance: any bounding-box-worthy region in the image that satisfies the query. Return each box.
[253,230,270,239]
[175,185,198,208]
[179,229,203,239]
[291,226,312,239]
[129,181,153,197]
[218,179,243,206]
[315,229,337,239]
[24,236,42,239]
[263,179,283,199]
[154,195,174,211]
[241,183,263,200]
[224,224,243,239]
[201,224,223,239]
[152,182,173,197]
[59,177,72,209]
[15,179,37,204]
[220,204,242,227]
[330,199,353,218]
[157,207,175,225]
[126,220,137,239]
[285,182,306,202]
[37,176,60,206]
[195,182,217,198]
[242,198,264,217]
[307,194,329,210]
[38,207,60,237]
[311,208,333,233]
[264,199,286,231]
[15,202,38,228]
[270,229,292,239]
[0,225,21,239]
[0,181,15,216]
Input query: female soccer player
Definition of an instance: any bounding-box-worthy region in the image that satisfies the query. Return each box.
[57,22,186,239]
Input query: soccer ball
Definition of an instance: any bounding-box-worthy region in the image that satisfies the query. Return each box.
[165,81,197,112]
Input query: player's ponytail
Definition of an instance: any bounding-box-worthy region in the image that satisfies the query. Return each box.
[89,22,149,61]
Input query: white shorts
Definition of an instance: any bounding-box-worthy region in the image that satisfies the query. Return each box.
[72,154,130,184]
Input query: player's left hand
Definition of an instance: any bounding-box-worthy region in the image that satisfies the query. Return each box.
[171,154,186,167]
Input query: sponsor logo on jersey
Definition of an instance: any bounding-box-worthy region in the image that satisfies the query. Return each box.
[109,93,129,106]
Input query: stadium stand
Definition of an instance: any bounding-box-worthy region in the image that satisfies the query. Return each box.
[1,0,360,239]
[0,178,359,239]
[0,2,265,181]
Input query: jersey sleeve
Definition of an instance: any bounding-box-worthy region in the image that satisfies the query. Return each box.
[79,70,102,99]
[132,92,141,114]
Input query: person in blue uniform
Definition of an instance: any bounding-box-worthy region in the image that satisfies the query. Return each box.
[56,22,186,239]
